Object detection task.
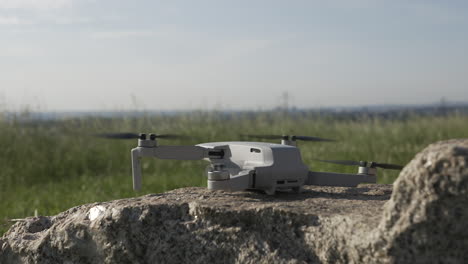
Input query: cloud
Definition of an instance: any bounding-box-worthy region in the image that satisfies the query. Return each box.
[90,31,157,39]
[0,0,73,9]
[0,0,99,26]
[0,14,93,26]
[42,15,94,25]
[0,44,42,57]
[0,15,32,25]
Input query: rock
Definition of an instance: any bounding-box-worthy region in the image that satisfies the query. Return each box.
[1,139,467,264]
[372,139,468,263]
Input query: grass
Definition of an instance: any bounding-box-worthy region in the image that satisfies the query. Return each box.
[1,111,467,234]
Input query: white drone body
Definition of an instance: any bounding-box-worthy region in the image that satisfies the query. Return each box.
[199,142,309,195]
[130,134,381,195]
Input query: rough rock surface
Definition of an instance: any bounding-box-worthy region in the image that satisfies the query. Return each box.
[1,139,467,264]
[373,138,468,263]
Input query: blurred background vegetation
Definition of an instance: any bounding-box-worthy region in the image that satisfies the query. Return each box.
[1,110,467,234]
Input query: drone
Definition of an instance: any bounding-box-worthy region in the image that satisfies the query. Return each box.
[99,133,403,195]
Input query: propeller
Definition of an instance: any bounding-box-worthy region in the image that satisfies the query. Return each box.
[290,135,335,142]
[241,134,288,140]
[242,134,335,142]
[95,132,186,140]
[368,162,404,170]
[96,132,139,139]
[315,159,403,170]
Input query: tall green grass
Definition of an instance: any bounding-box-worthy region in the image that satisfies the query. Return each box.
[1,111,467,234]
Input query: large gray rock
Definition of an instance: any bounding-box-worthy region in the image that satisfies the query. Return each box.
[1,139,467,264]
[371,138,468,263]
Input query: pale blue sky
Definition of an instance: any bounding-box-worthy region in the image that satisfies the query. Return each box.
[1,0,467,111]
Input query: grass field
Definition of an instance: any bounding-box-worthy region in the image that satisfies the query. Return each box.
[1,111,467,234]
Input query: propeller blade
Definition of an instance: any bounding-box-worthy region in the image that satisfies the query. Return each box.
[96,132,139,139]
[315,159,362,166]
[241,134,288,140]
[96,133,187,140]
[155,134,189,139]
[242,134,334,141]
[317,159,404,170]
[291,135,335,142]
[372,162,404,170]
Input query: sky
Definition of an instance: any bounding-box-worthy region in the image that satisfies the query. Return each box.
[1,0,467,111]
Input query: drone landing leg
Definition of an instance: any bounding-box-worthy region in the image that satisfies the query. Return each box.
[292,186,303,193]
[131,148,147,191]
[306,171,376,187]
[264,188,276,195]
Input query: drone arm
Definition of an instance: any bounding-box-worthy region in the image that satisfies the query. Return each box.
[154,146,207,160]
[306,171,376,187]
[131,148,143,191]
[131,145,223,191]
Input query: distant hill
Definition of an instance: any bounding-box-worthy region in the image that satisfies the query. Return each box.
[4,102,468,121]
